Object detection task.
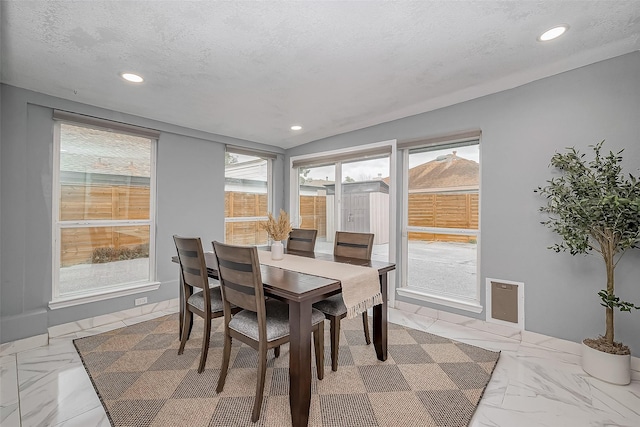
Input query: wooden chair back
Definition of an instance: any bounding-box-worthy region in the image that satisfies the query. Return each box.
[287,228,318,252]
[212,241,266,322]
[213,243,325,422]
[333,231,374,260]
[174,235,228,373]
[173,235,211,299]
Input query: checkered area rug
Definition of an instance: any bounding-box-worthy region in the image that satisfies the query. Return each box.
[73,313,499,427]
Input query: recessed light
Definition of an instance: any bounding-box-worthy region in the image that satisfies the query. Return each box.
[290,125,302,131]
[538,25,569,42]
[120,72,144,83]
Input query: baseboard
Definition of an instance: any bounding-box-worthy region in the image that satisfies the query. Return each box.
[394,300,523,340]
[631,357,640,381]
[394,300,639,381]
[49,298,180,337]
[5,298,638,382]
[0,298,180,356]
[0,333,49,357]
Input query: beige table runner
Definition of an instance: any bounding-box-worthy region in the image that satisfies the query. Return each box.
[258,250,382,318]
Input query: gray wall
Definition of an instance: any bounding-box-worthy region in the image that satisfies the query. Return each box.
[0,85,284,342]
[2,52,639,356]
[286,52,640,356]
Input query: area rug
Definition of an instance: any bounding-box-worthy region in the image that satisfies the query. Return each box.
[73,313,499,427]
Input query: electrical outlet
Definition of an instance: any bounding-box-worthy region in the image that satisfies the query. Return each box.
[134,297,148,306]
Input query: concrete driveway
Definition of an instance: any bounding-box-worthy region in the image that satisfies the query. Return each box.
[315,239,477,301]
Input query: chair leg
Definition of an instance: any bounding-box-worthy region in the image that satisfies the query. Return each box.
[197,316,212,373]
[178,308,191,355]
[187,311,194,340]
[330,316,340,372]
[274,346,280,358]
[362,311,371,345]
[252,344,267,422]
[216,333,232,393]
[314,321,324,380]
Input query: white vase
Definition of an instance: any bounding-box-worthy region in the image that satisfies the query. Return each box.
[581,340,631,385]
[271,241,284,260]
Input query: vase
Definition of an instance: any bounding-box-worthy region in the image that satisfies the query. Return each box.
[581,340,631,385]
[271,241,284,260]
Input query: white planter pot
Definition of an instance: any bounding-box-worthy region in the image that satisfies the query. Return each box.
[581,340,631,385]
[271,241,284,260]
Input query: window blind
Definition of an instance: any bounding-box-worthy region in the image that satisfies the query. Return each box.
[291,145,392,169]
[53,110,160,139]
[398,130,481,151]
[226,145,278,160]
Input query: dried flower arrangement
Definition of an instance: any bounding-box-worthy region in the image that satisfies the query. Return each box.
[260,209,293,241]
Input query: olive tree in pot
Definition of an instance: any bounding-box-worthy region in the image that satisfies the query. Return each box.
[536,141,640,385]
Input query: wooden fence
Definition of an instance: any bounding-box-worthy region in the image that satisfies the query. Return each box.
[224,192,269,245]
[223,192,476,245]
[60,185,150,266]
[224,193,327,244]
[408,193,478,243]
[60,185,150,221]
[299,195,327,237]
[60,185,477,266]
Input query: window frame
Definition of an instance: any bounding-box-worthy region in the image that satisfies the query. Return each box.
[289,140,395,231]
[289,140,397,305]
[223,147,274,246]
[49,115,159,309]
[397,134,482,313]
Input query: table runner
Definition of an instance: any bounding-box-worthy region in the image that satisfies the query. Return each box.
[258,250,382,318]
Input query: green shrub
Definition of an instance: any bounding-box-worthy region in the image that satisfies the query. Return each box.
[92,244,149,264]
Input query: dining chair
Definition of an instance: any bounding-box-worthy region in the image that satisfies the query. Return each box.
[313,231,375,371]
[286,228,318,252]
[174,235,235,373]
[212,241,325,423]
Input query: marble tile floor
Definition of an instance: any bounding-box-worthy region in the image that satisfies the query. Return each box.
[1,308,639,427]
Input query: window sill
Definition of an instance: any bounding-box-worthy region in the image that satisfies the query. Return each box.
[49,282,160,310]
[396,287,483,313]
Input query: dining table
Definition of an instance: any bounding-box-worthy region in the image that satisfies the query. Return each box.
[172,248,395,427]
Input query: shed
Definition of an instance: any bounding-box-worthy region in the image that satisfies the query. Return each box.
[324,180,389,244]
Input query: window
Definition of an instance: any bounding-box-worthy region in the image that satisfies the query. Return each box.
[224,148,274,245]
[398,132,481,312]
[291,142,394,262]
[297,164,333,246]
[51,112,158,307]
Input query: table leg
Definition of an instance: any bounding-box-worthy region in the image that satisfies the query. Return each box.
[288,300,313,427]
[373,273,388,361]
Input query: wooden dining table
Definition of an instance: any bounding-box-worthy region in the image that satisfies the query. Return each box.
[173,249,395,427]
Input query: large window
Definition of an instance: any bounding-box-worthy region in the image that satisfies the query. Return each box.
[291,142,394,262]
[224,148,273,245]
[52,113,158,306]
[398,132,481,311]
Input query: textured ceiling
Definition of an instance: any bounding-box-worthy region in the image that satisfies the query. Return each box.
[2,1,639,149]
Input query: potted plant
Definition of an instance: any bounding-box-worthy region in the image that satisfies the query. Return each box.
[536,140,640,385]
[260,209,292,260]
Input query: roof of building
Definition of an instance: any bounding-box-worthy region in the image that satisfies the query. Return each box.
[383,151,478,190]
